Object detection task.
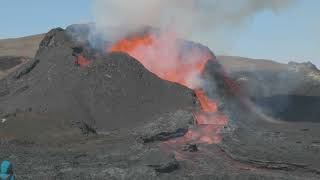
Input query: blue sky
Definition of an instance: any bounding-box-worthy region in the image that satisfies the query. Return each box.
[0,0,93,37]
[0,0,318,66]
[231,0,319,66]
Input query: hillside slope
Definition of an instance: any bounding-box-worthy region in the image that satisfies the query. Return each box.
[0,34,44,58]
[218,55,287,73]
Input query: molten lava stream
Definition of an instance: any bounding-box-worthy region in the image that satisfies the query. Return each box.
[76,54,92,67]
[195,90,218,113]
[109,32,229,144]
[188,89,228,144]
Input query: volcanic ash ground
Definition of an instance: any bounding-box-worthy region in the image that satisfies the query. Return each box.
[0,26,319,180]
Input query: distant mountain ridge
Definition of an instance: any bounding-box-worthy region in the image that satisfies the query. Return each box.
[0,32,294,71]
[0,31,318,82]
[0,34,45,58]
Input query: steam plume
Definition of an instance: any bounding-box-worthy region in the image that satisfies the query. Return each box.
[93,0,296,49]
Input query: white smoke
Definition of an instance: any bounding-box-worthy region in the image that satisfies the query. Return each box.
[93,0,296,51]
[91,0,299,124]
[90,0,296,89]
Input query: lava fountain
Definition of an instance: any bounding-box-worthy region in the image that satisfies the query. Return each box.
[109,30,229,144]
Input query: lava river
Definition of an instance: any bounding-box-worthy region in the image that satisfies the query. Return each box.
[110,31,229,144]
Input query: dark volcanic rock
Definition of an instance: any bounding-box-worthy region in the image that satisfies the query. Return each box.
[222,56,320,123]
[14,59,39,79]
[255,95,320,123]
[143,150,180,173]
[182,143,198,152]
[225,58,320,98]
[1,26,320,180]
[142,128,188,143]
[135,110,194,143]
[0,28,197,134]
[0,56,24,71]
[202,57,320,179]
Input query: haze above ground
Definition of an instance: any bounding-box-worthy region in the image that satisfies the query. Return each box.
[0,0,319,67]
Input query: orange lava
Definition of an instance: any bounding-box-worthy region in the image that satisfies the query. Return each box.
[185,125,223,144]
[194,112,229,125]
[110,32,212,88]
[110,31,229,144]
[195,90,218,112]
[76,54,91,67]
[110,34,154,53]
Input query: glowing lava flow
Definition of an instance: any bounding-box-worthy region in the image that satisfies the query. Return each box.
[110,32,212,88]
[195,90,218,112]
[110,31,229,144]
[76,54,92,67]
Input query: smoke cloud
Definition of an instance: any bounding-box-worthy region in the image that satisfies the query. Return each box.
[93,0,296,50]
[89,0,300,124]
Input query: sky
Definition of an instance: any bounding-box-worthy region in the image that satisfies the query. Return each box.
[231,0,319,65]
[0,0,318,66]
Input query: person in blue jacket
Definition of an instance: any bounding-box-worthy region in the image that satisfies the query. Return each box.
[0,161,15,180]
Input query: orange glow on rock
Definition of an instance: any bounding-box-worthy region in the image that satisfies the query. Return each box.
[110,31,229,144]
[110,32,212,88]
[194,112,229,125]
[76,54,91,67]
[195,90,218,113]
